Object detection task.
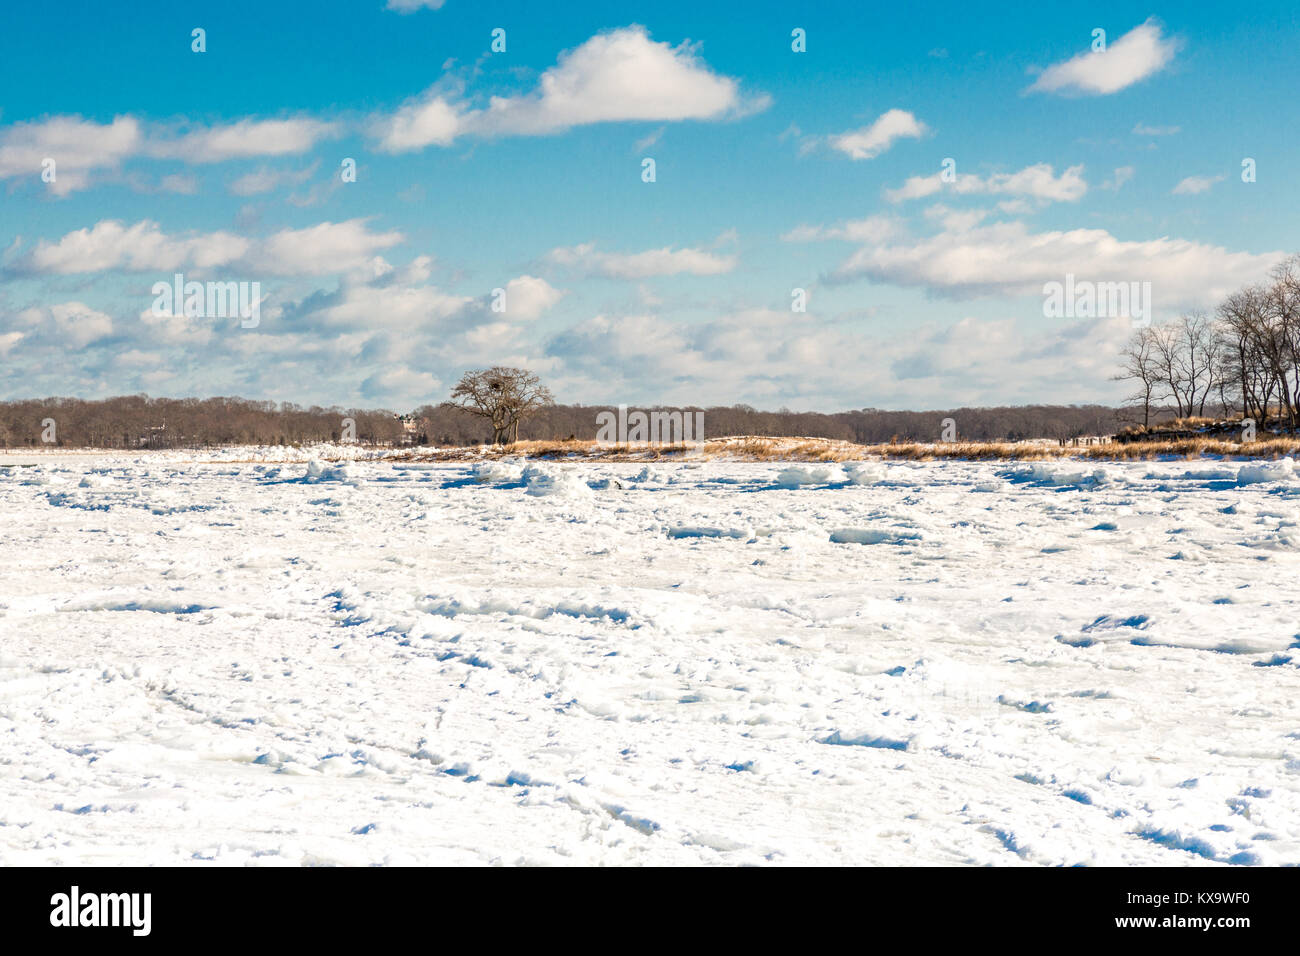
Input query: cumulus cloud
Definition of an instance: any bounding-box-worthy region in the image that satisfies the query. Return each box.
[825,216,1280,306]
[361,366,442,406]
[256,220,404,276]
[148,118,338,163]
[499,275,565,319]
[371,96,463,152]
[0,115,141,195]
[544,306,1138,410]
[782,215,903,244]
[478,26,760,134]
[1171,174,1225,195]
[547,241,736,279]
[136,308,216,347]
[16,302,114,348]
[14,220,251,275]
[12,218,402,278]
[0,114,338,194]
[885,163,1087,204]
[1101,166,1135,191]
[1027,19,1180,96]
[292,280,471,329]
[371,25,765,152]
[229,162,319,196]
[828,109,927,160]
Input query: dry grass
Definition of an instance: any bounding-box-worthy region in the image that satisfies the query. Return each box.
[1081,437,1300,460]
[1162,416,1221,430]
[856,441,1062,461]
[217,432,1300,465]
[705,437,857,461]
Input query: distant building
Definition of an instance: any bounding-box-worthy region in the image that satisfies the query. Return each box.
[395,414,424,445]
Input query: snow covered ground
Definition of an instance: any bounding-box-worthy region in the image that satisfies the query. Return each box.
[1,452,1298,865]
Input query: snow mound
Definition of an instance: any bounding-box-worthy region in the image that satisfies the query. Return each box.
[629,466,667,484]
[1011,463,1110,487]
[774,465,845,488]
[829,528,922,546]
[304,460,357,484]
[1237,458,1296,485]
[843,462,886,485]
[523,465,592,498]
[470,460,523,485]
[667,525,749,540]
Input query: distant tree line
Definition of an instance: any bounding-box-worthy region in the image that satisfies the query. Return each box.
[0,396,407,449]
[0,394,1139,449]
[428,403,1128,445]
[1117,255,1300,430]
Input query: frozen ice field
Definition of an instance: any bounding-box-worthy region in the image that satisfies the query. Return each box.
[1,451,1297,865]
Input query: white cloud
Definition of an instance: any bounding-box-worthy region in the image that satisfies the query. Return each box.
[828,109,927,160]
[15,218,403,278]
[17,220,251,275]
[1027,19,1179,96]
[1133,122,1180,136]
[371,25,765,151]
[17,302,114,348]
[136,308,215,347]
[361,366,442,406]
[547,241,736,278]
[1101,166,1135,191]
[229,163,318,196]
[500,275,565,319]
[257,220,406,276]
[885,163,1087,204]
[385,0,446,12]
[481,26,759,134]
[633,127,664,152]
[159,173,199,194]
[0,114,337,194]
[0,115,141,195]
[827,216,1280,306]
[1171,174,1225,195]
[371,97,463,152]
[544,307,1138,410]
[301,279,470,328]
[149,118,338,163]
[782,215,902,244]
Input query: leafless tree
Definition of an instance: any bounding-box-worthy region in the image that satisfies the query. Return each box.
[1217,285,1271,421]
[1116,253,1300,432]
[1113,326,1162,428]
[1177,312,1221,417]
[1268,255,1300,429]
[442,367,555,445]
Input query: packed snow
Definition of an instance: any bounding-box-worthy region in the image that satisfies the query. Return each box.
[1,451,1298,865]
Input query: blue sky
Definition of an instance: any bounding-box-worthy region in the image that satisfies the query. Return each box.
[1,1,1296,411]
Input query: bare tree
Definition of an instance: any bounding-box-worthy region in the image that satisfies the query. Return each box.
[442,367,555,445]
[1147,323,1189,418]
[1217,285,1270,421]
[1113,325,1162,428]
[1271,255,1300,429]
[1178,312,1221,417]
